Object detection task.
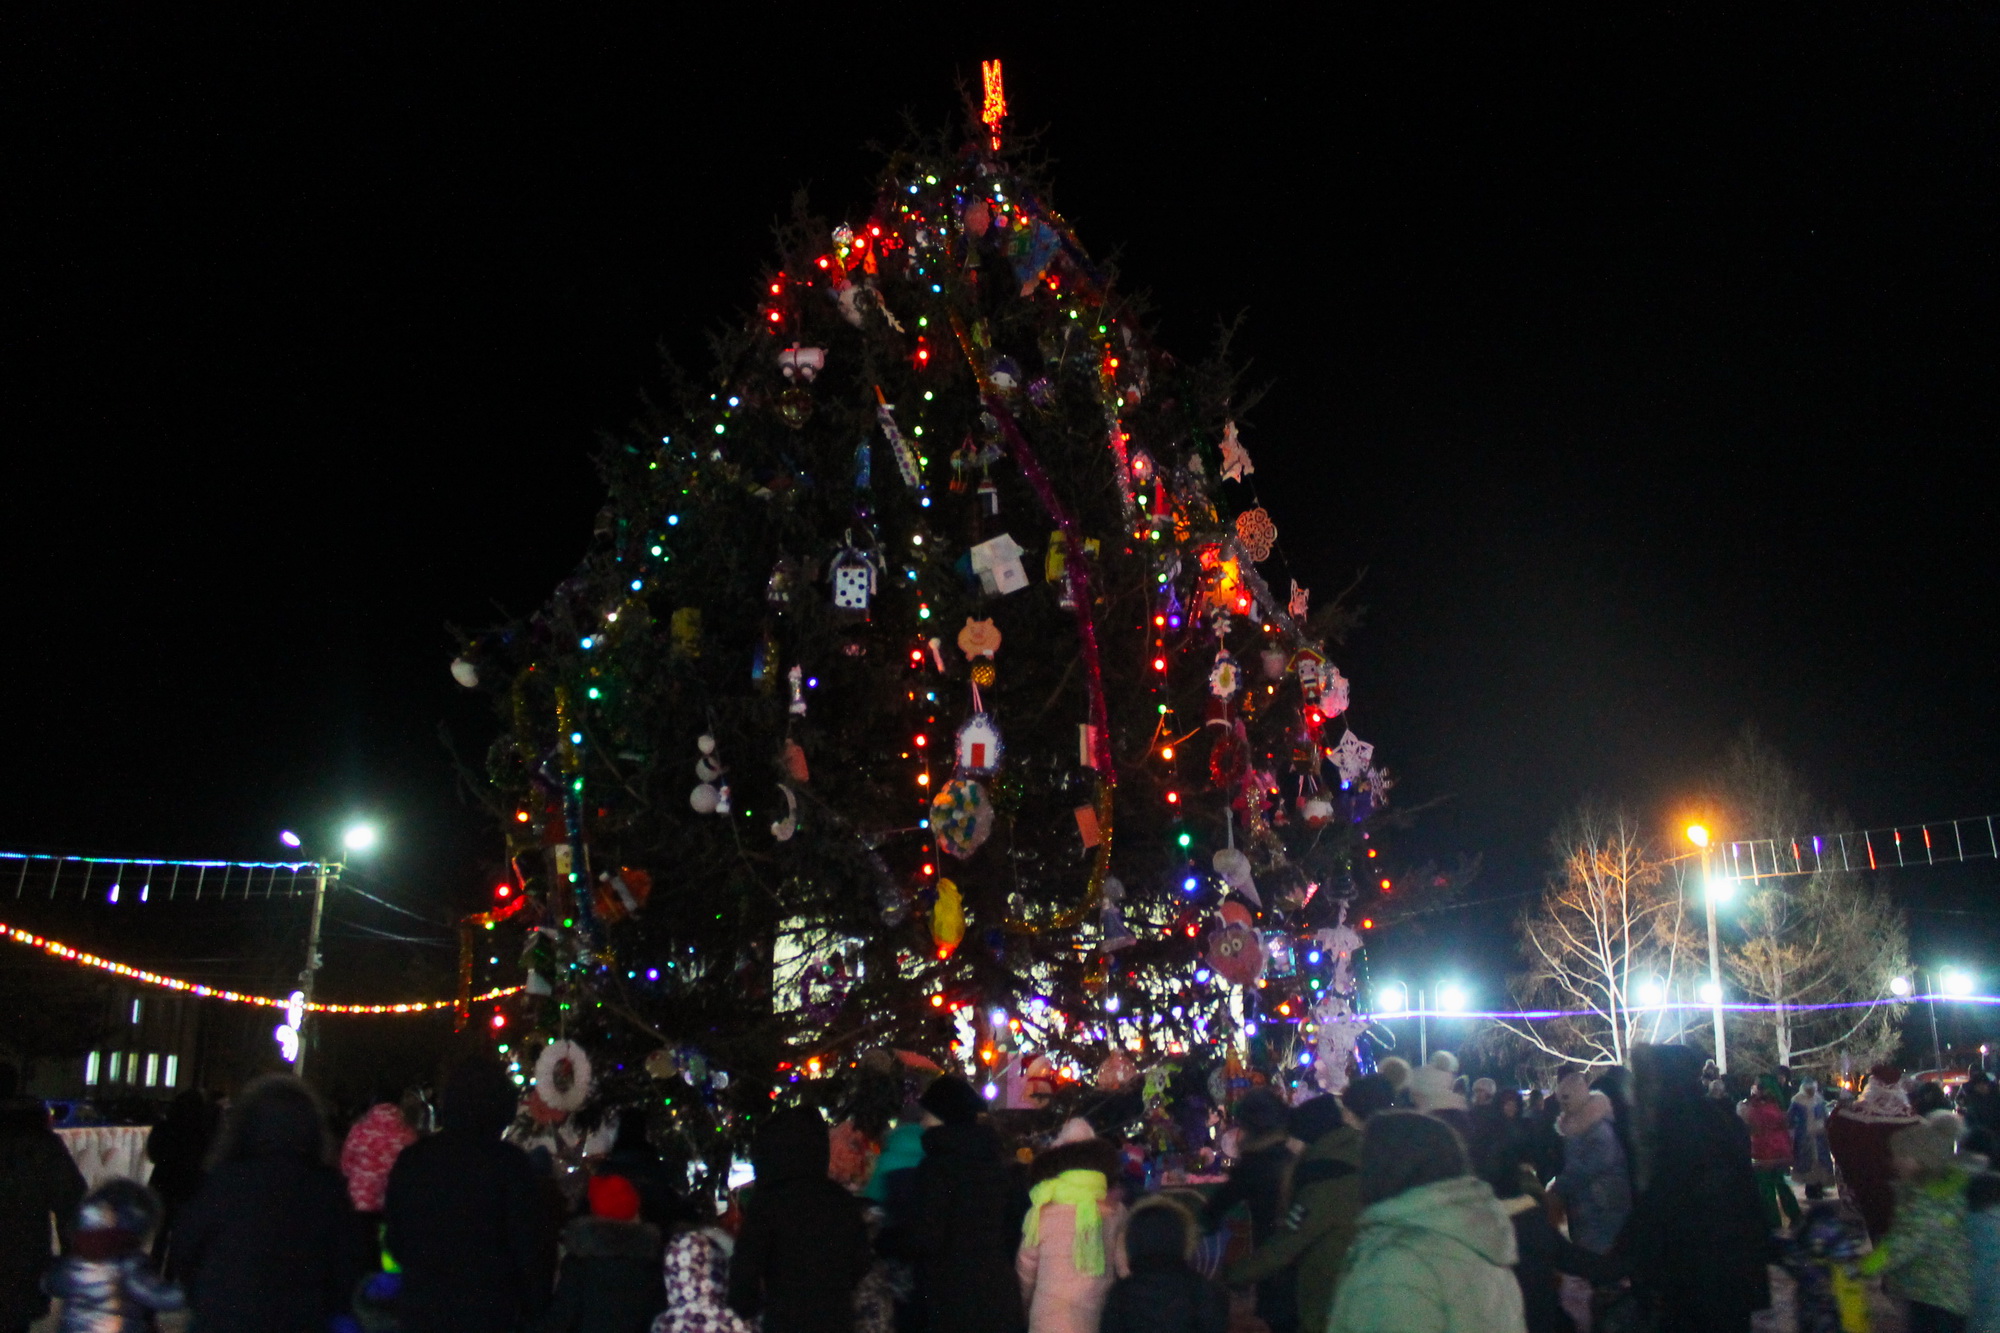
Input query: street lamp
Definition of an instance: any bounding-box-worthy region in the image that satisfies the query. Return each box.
[1375,980,1469,1064]
[276,821,380,1079]
[1637,977,1667,1008]
[1686,823,1729,1075]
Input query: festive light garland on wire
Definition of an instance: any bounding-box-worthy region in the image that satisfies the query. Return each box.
[0,919,521,1014]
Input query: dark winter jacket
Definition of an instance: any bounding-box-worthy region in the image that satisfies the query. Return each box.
[1225,1122,1364,1333]
[910,1121,1029,1333]
[727,1107,872,1333]
[1499,1195,1621,1333]
[1202,1130,1294,1328]
[0,1097,87,1330]
[1624,1055,1771,1328]
[539,1215,663,1333]
[1098,1262,1229,1333]
[173,1083,363,1333]
[385,1064,555,1333]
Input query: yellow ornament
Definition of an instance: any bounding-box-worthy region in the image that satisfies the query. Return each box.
[971,663,996,687]
[931,879,965,957]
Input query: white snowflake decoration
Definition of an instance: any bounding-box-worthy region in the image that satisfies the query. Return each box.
[1332,729,1374,784]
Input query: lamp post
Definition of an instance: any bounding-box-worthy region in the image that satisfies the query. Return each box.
[1686,824,1727,1075]
[1375,980,1467,1066]
[277,822,377,1080]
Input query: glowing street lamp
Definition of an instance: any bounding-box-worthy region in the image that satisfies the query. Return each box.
[1436,983,1470,1014]
[1944,969,1976,997]
[1637,977,1667,1008]
[342,823,379,854]
[1890,975,1914,997]
[1375,982,1410,1015]
[275,819,382,1079]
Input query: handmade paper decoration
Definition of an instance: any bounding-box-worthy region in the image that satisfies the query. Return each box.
[1212,847,1260,906]
[873,388,922,488]
[769,784,799,841]
[1096,1050,1139,1090]
[955,713,1004,775]
[1206,920,1266,987]
[1100,875,1136,952]
[592,868,651,924]
[931,878,966,955]
[1074,804,1101,849]
[1219,421,1254,482]
[534,1039,593,1115]
[1208,652,1242,700]
[787,664,807,716]
[1234,507,1278,561]
[1323,666,1351,717]
[781,738,810,784]
[1332,730,1375,783]
[689,734,729,815]
[1289,580,1310,620]
[969,534,1028,595]
[957,618,1001,659]
[830,545,878,613]
[931,779,995,858]
[777,345,826,381]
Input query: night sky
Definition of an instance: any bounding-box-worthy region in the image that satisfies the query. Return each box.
[10,11,1998,1010]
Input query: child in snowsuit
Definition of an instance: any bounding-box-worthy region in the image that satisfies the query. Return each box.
[1098,1196,1227,1333]
[654,1229,753,1333]
[1860,1113,1974,1332]
[541,1174,664,1333]
[1781,1201,1871,1333]
[44,1179,186,1333]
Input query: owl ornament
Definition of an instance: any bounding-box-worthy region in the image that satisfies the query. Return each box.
[1206,916,1267,988]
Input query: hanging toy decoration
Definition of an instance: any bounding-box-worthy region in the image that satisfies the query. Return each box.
[1205,915,1266,988]
[969,534,1029,595]
[1099,874,1136,953]
[954,713,1004,776]
[931,778,995,858]
[874,387,924,490]
[591,868,651,924]
[1219,421,1255,482]
[1288,580,1311,621]
[777,345,826,382]
[534,1039,594,1115]
[1234,507,1278,562]
[1332,730,1376,785]
[770,784,799,841]
[689,734,729,815]
[931,878,966,956]
[956,618,1002,660]
[450,657,479,689]
[829,539,879,615]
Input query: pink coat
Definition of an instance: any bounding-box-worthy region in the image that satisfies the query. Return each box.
[339,1103,416,1213]
[1016,1198,1126,1333]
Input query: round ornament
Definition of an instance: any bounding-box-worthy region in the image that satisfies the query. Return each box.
[534,1039,593,1114]
[689,783,720,814]
[1235,508,1278,561]
[1206,923,1266,987]
[449,657,479,689]
[931,779,995,858]
[1096,1050,1138,1090]
[1209,728,1248,788]
[643,1048,677,1080]
[971,663,997,688]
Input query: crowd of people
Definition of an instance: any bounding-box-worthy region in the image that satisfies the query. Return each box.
[5,1049,2000,1332]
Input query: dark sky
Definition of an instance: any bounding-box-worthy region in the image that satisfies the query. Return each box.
[9,10,1998,1000]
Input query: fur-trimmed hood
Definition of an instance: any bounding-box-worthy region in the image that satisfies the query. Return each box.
[1557,1089,1615,1139]
[560,1214,662,1262]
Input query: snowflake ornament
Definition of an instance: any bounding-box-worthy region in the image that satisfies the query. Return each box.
[1331,729,1375,784]
[1234,507,1277,561]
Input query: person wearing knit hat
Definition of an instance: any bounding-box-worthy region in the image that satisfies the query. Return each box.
[44,1179,187,1333]
[1547,1071,1631,1256]
[1859,1111,1974,1325]
[1428,1050,1461,1076]
[1017,1127,1125,1333]
[1376,1056,1412,1105]
[919,1074,987,1128]
[541,1171,664,1333]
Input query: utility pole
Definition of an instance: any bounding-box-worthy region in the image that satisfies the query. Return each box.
[1688,825,1728,1076]
[294,860,334,1080]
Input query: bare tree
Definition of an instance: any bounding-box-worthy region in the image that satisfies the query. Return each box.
[1714,733,1908,1075]
[1498,806,1697,1067]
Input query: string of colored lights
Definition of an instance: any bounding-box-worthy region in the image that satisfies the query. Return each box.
[0,919,521,1015]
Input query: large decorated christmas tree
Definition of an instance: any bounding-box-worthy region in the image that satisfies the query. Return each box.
[457,74,1402,1159]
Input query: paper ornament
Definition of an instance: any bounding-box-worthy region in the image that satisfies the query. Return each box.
[957,618,1002,659]
[534,1039,593,1114]
[931,878,965,955]
[931,779,995,858]
[1074,804,1101,849]
[782,738,810,784]
[449,657,479,688]
[1206,922,1265,987]
[830,546,877,612]
[1234,507,1278,561]
[1218,900,1255,930]
[874,389,922,488]
[777,345,826,382]
[1209,653,1242,699]
[1096,1050,1139,1090]
[1213,847,1260,905]
[954,713,1004,776]
[1219,421,1254,482]
[1332,730,1375,783]
[1288,580,1310,620]
[592,868,651,924]
[1323,667,1351,717]
[969,533,1029,595]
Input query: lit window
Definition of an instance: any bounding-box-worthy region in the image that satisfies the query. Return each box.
[107,1052,122,1083]
[84,1052,100,1086]
[131,998,142,1025]
[144,1053,159,1087]
[164,1055,178,1088]
[128,1053,139,1084]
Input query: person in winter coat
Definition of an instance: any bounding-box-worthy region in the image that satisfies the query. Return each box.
[1015,1121,1125,1333]
[1473,1128,1618,1333]
[341,1088,418,1221]
[385,1057,555,1333]
[1622,1044,1771,1333]
[1408,1053,1474,1141]
[1965,1171,2000,1333]
[656,1228,754,1333]
[43,1178,186,1333]
[727,1106,872,1333]
[1098,1195,1226,1333]
[540,1173,663,1333]
[143,1087,214,1275]
[1226,1077,1393,1332]
[1781,1200,1871,1333]
[1828,1063,1924,1240]
[1324,1110,1525,1333]
[1790,1077,1836,1200]
[1376,1057,1412,1107]
[1199,1087,1295,1330]
[908,1076,1028,1333]
[0,1062,87,1333]
[1860,1112,1975,1331]
[1547,1070,1630,1254]
[1740,1074,1803,1230]
[173,1074,363,1333]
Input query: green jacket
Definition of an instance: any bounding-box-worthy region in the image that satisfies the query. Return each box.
[1326,1175,1527,1333]
[1225,1124,1364,1332]
[1861,1170,1972,1315]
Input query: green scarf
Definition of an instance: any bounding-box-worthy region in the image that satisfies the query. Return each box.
[1022,1168,1109,1276]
